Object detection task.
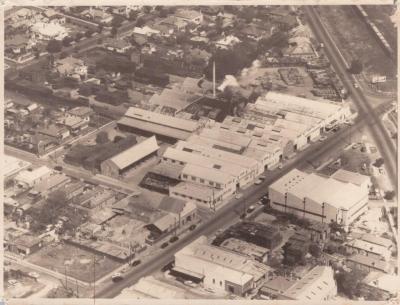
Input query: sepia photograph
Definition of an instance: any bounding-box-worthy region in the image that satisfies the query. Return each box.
[2,3,398,303]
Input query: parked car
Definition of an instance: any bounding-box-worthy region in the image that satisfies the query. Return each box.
[170,236,179,243]
[28,272,40,279]
[247,205,256,213]
[111,273,123,282]
[54,166,63,172]
[319,136,327,142]
[161,242,169,249]
[189,224,197,231]
[254,179,263,185]
[235,193,243,199]
[131,260,141,267]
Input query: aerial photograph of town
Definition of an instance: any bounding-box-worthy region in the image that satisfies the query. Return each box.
[3,4,398,302]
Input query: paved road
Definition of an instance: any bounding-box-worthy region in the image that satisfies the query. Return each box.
[4,145,138,195]
[95,101,390,298]
[305,6,397,193]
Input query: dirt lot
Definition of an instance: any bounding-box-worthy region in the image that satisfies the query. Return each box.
[316,6,396,91]
[99,215,149,246]
[27,243,121,282]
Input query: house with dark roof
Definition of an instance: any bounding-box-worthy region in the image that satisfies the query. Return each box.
[158,196,197,227]
[103,37,132,53]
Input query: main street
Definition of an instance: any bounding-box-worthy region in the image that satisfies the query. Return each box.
[305,6,397,192]
[96,100,391,298]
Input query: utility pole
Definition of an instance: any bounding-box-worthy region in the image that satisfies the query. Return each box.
[93,255,96,305]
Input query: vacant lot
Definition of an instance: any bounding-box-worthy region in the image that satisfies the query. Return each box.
[28,243,121,282]
[317,6,396,89]
[363,5,397,52]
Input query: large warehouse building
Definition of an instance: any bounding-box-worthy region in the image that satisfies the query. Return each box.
[268,169,369,228]
[101,136,159,178]
[173,236,270,296]
[117,107,203,143]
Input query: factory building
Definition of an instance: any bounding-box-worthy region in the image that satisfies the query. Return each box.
[173,236,271,296]
[269,169,369,228]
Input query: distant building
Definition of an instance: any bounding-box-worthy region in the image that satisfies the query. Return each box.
[260,276,296,299]
[4,155,31,183]
[6,234,43,256]
[216,35,241,49]
[345,239,391,261]
[55,56,88,80]
[174,9,203,24]
[118,276,199,299]
[221,222,283,250]
[103,37,132,53]
[280,266,337,300]
[37,124,70,141]
[157,196,197,228]
[31,173,71,197]
[221,238,270,263]
[307,221,330,243]
[173,236,271,296]
[117,107,202,143]
[330,169,372,194]
[269,168,369,228]
[101,136,159,178]
[360,272,398,300]
[347,254,391,273]
[14,166,52,189]
[31,21,69,40]
[282,231,311,265]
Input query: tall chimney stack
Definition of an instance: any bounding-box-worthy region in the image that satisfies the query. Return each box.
[213,60,216,98]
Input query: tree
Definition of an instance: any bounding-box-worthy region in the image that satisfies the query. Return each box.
[85,29,94,37]
[62,36,73,47]
[373,158,384,167]
[96,131,109,144]
[111,15,124,28]
[335,268,368,299]
[384,191,396,200]
[59,51,68,59]
[46,40,62,54]
[136,17,146,27]
[309,243,322,257]
[97,24,103,33]
[47,190,68,208]
[75,32,84,42]
[128,10,139,21]
[349,59,363,74]
[111,27,118,37]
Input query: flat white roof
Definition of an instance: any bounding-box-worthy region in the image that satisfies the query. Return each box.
[109,136,159,170]
[176,236,268,282]
[171,181,216,201]
[188,134,245,154]
[15,166,52,184]
[331,169,371,187]
[174,140,259,170]
[4,155,31,178]
[270,169,367,211]
[199,127,251,149]
[182,163,235,185]
[256,91,345,120]
[163,147,246,177]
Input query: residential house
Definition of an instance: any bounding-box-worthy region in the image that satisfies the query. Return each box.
[215,35,241,49]
[37,124,70,141]
[174,9,203,24]
[55,56,88,81]
[160,16,187,31]
[6,234,43,256]
[104,37,132,53]
[157,196,197,227]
